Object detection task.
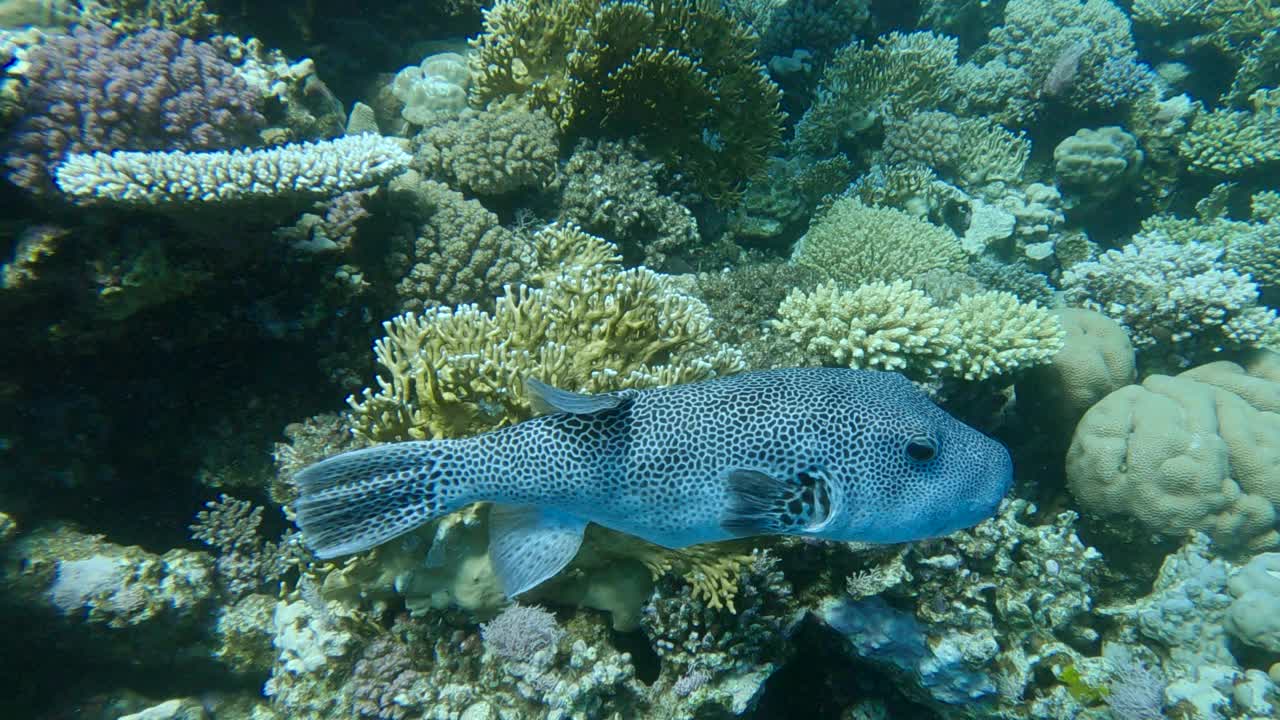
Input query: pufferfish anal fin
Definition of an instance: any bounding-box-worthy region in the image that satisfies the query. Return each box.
[525,377,628,416]
[488,504,589,597]
[721,467,834,537]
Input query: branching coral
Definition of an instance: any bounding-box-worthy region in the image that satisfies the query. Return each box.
[351,223,743,442]
[413,102,559,196]
[1180,107,1280,175]
[792,31,958,157]
[557,138,699,268]
[956,0,1143,125]
[791,198,966,287]
[881,111,1030,188]
[773,280,1063,382]
[386,171,535,312]
[470,0,783,201]
[1062,233,1279,365]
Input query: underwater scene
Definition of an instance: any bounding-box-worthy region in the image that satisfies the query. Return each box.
[3,0,1280,718]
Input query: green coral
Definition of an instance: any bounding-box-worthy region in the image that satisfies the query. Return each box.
[792,31,958,157]
[469,0,783,202]
[792,198,966,287]
[773,280,1063,382]
[350,223,744,442]
[881,111,1030,189]
[412,102,559,196]
[1180,107,1280,175]
[557,138,700,268]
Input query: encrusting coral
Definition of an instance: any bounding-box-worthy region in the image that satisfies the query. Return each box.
[469,0,783,201]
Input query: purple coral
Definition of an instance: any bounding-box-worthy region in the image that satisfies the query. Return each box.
[348,637,423,720]
[6,25,264,194]
[479,603,564,663]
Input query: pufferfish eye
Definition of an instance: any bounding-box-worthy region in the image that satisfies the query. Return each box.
[905,436,938,462]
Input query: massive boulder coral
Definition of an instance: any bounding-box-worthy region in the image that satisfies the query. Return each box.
[1067,354,1280,553]
[1016,308,1136,430]
[1052,126,1144,206]
[350,223,743,442]
[469,0,783,201]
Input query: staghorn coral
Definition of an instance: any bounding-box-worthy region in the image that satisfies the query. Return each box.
[469,0,783,201]
[385,170,535,312]
[351,223,743,442]
[791,198,967,287]
[792,31,958,157]
[6,24,264,194]
[413,102,559,196]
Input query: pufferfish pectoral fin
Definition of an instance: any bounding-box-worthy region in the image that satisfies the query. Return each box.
[721,468,834,537]
[525,377,628,416]
[488,504,589,597]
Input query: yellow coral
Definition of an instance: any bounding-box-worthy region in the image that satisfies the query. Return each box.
[350,224,744,442]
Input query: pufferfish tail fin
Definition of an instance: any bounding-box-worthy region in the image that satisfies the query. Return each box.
[292,441,449,559]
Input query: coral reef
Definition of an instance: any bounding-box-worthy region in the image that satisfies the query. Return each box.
[469,0,783,200]
[557,138,701,269]
[5,24,264,194]
[350,223,743,441]
[773,280,1063,382]
[792,199,966,287]
[412,102,558,196]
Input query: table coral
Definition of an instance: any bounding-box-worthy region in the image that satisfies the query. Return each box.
[6,24,264,194]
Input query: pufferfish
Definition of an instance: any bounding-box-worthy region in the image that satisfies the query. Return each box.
[293,367,1013,596]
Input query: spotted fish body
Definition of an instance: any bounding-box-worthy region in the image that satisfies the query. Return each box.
[294,368,1013,596]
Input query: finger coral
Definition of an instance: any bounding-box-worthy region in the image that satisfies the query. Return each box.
[469,0,783,201]
[350,223,744,442]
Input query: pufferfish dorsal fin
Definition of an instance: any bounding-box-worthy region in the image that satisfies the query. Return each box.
[721,467,834,537]
[525,377,628,416]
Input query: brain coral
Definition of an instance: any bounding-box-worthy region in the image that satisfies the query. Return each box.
[792,198,966,287]
[469,0,783,201]
[1067,354,1280,553]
